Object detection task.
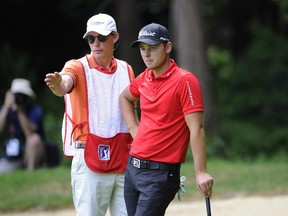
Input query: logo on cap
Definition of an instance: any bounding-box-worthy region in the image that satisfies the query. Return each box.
[130,23,170,48]
[90,21,105,26]
[139,30,156,38]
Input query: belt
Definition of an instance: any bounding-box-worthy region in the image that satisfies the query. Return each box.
[130,156,180,171]
[75,141,85,149]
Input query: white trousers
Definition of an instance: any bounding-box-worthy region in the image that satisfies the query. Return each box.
[71,149,127,216]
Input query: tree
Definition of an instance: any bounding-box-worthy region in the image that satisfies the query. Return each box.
[114,0,144,76]
[170,0,218,135]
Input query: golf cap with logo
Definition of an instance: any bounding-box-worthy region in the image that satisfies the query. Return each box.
[130,23,170,48]
[83,13,117,38]
[10,78,35,98]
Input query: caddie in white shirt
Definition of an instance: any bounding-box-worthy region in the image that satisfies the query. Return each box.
[45,13,135,216]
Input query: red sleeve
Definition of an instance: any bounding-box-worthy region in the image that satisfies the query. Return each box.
[178,73,204,115]
[129,74,141,99]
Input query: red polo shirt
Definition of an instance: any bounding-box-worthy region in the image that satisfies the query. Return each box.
[129,60,204,164]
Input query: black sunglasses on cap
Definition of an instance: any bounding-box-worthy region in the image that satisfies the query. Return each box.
[85,34,111,43]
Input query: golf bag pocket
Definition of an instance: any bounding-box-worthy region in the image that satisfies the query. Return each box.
[84,133,132,173]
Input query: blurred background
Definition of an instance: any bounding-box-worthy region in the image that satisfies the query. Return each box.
[0,0,288,213]
[0,0,287,166]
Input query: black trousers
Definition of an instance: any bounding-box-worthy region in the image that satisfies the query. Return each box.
[124,158,180,216]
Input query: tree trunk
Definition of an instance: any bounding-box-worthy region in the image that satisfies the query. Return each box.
[169,0,218,135]
[114,0,144,76]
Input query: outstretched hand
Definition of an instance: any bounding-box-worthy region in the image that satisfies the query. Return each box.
[44,72,64,96]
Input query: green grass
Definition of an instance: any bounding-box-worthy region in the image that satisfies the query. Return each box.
[0,166,72,213]
[0,157,288,213]
[181,157,288,200]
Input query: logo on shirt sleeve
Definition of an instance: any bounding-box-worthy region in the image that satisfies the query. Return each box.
[186,80,195,106]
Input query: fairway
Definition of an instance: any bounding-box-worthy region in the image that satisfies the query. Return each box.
[2,195,288,216]
[1,158,287,214]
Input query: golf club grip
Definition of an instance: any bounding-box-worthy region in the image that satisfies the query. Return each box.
[205,196,211,216]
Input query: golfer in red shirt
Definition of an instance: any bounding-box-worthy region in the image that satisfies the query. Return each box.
[120,23,214,216]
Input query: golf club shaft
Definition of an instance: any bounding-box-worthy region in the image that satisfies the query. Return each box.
[205,196,211,216]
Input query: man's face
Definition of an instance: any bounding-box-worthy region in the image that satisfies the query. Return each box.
[14,93,30,107]
[86,32,118,60]
[139,42,170,70]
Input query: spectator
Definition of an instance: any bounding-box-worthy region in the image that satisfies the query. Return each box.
[0,78,46,173]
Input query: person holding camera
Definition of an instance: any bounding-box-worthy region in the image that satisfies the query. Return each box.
[0,78,45,173]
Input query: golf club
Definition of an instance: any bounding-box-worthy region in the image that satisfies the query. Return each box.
[205,196,211,216]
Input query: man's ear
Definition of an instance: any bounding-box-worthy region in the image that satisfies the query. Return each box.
[112,32,120,43]
[166,41,172,53]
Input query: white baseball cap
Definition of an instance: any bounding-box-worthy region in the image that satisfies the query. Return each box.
[10,78,35,98]
[83,13,117,38]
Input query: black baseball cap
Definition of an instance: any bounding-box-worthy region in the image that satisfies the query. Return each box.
[130,23,170,48]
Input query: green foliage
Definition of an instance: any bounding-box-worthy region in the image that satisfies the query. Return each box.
[274,0,288,21]
[229,25,288,126]
[44,112,62,141]
[219,121,288,159]
[209,24,288,158]
[0,43,33,92]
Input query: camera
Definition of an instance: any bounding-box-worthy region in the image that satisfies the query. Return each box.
[14,93,29,106]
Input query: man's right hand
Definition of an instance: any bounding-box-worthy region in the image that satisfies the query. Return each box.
[45,72,74,96]
[45,72,65,96]
[4,91,15,110]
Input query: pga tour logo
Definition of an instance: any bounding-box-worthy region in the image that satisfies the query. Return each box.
[98,144,110,160]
